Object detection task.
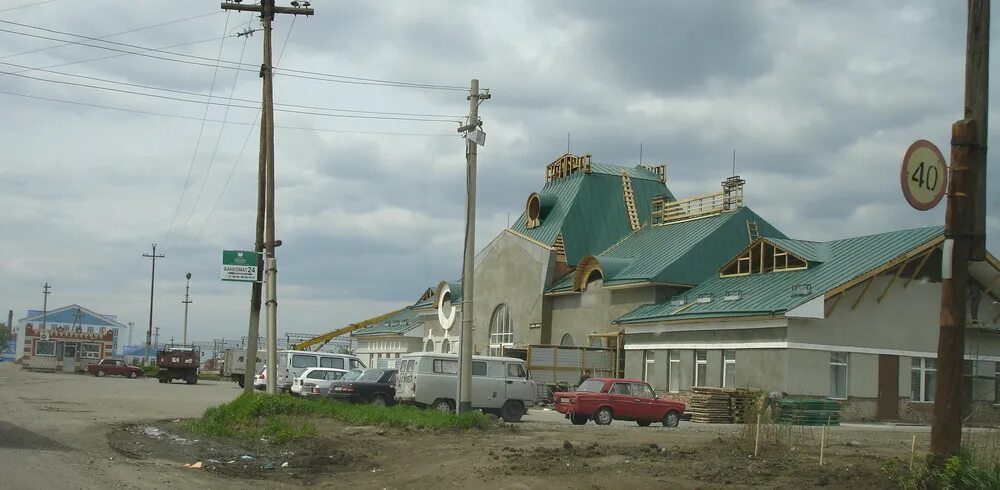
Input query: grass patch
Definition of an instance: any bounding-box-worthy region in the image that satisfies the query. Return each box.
[187,393,494,443]
[141,365,159,377]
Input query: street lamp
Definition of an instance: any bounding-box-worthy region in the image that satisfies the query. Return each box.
[182,272,192,345]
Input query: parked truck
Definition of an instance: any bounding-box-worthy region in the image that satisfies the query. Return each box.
[156,346,200,384]
[220,348,265,388]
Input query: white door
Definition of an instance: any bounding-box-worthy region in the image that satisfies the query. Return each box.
[504,362,534,404]
[63,344,78,373]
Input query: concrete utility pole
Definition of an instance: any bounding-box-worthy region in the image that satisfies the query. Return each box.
[41,282,51,330]
[222,0,313,395]
[154,327,160,349]
[142,244,165,363]
[456,79,490,413]
[127,321,134,346]
[182,272,193,345]
[932,0,990,460]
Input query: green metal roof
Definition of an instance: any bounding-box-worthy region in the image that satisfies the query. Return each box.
[617,225,944,324]
[510,163,674,265]
[351,307,422,336]
[547,207,784,292]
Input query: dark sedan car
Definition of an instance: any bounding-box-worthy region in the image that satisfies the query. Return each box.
[328,368,397,406]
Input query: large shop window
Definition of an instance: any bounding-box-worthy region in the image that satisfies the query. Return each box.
[693,350,707,387]
[489,304,514,356]
[668,350,680,393]
[829,352,848,400]
[81,343,101,359]
[911,357,936,402]
[35,340,56,356]
[722,350,736,388]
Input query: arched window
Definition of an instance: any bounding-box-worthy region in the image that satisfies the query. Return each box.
[589,336,605,348]
[425,339,434,352]
[488,304,513,356]
[560,333,575,346]
[441,339,450,354]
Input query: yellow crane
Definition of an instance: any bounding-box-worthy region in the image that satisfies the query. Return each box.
[291,308,406,352]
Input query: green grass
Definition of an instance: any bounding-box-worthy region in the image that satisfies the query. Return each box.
[886,449,1000,489]
[186,393,494,443]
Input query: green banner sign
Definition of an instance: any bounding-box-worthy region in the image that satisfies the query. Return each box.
[221,250,259,282]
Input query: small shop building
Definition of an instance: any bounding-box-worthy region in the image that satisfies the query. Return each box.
[18,304,123,372]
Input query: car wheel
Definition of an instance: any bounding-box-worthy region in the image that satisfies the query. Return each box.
[501,401,524,423]
[186,376,198,385]
[96,370,105,377]
[637,420,652,427]
[594,407,613,426]
[663,411,680,428]
[570,414,588,425]
[128,372,137,379]
[371,395,388,407]
[432,399,453,413]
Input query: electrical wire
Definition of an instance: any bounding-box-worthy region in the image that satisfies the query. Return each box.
[0,20,468,91]
[0,88,455,136]
[0,60,464,118]
[180,14,253,238]
[0,11,221,61]
[0,0,62,14]
[162,12,232,247]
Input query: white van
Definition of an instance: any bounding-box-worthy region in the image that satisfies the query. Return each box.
[395,352,536,422]
[275,350,365,391]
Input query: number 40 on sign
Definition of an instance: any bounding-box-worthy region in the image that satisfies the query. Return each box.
[901,139,948,211]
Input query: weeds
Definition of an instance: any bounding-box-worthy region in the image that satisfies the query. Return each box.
[187,393,494,443]
[735,402,818,455]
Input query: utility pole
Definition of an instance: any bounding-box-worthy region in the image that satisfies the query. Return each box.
[154,327,160,349]
[932,0,989,460]
[222,0,313,395]
[182,272,193,345]
[142,244,165,363]
[127,321,134,346]
[41,282,51,330]
[456,79,490,413]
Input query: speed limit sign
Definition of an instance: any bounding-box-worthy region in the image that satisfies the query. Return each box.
[901,140,948,211]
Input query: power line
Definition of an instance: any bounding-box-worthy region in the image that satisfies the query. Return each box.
[0,0,62,14]
[163,12,232,247]
[0,69,461,122]
[0,88,456,136]
[0,19,467,91]
[0,60,464,118]
[0,11,222,61]
[180,14,254,239]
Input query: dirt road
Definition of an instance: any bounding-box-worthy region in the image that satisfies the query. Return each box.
[0,363,945,488]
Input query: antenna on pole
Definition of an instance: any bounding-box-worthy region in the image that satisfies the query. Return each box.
[567,132,570,154]
[639,141,644,165]
[732,149,737,177]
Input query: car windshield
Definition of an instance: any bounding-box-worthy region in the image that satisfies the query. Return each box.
[576,379,605,393]
[342,369,363,381]
[357,369,384,382]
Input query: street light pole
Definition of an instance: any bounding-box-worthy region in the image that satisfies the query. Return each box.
[182,272,193,345]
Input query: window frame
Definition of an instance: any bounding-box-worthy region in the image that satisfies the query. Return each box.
[560,333,575,346]
[291,354,318,369]
[722,350,736,388]
[506,363,526,378]
[34,340,56,357]
[320,357,345,369]
[668,350,680,393]
[488,304,514,356]
[441,339,450,354]
[631,382,655,399]
[910,357,937,402]
[471,361,487,376]
[609,382,631,395]
[829,352,848,400]
[694,350,707,387]
[425,339,434,352]
[643,350,654,384]
[433,359,458,375]
[80,342,101,359]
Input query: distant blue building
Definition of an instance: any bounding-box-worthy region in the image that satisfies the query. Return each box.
[19,304,126,357]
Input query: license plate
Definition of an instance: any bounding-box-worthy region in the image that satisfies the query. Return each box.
[560,398,571,403]
[334,387,342,391]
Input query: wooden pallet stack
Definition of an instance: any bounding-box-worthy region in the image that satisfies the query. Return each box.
[688,387,761,424]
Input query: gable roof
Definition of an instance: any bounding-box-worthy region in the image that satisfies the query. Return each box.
[19,304,126,329]
[351,307,422,337]
[548,206,784,292]
[617,225,945,324]
[510,163,674,265]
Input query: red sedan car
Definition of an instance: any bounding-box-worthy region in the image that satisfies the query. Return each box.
[553,378,685,427]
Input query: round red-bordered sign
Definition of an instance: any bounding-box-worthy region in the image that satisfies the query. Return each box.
[901,139,948,211]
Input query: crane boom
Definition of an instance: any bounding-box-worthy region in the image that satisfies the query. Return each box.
[291,308,406,351]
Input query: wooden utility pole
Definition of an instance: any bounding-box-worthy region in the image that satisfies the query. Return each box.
[222,0,313,394]
[931,0,989,459]
[457,79,489,413]
[142,244,164,364]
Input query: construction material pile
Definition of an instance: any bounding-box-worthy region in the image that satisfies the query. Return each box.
[687,387,760,424]
[777,399,841,426]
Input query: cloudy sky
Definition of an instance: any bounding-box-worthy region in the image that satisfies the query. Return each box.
[1,0,997,346]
